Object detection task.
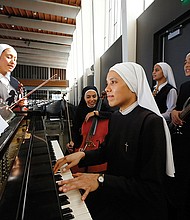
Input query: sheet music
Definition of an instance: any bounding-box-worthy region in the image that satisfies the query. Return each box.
[0,115,9,136]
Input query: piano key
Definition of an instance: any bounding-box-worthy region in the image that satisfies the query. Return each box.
[51,140,65,159]
[59,190,91,218]
[50,140,92,220]
[54,174,63,181]
[62,207,72,215]
[63,213,75,220]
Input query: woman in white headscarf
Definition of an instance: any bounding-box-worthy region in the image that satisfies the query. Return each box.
[168,52,190,220]
[152,62,177,122]
[53,62,175,220]
[0,43,21,106]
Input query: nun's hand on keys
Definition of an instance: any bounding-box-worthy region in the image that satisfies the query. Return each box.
[53,151,85,174]
[57,172,100,201]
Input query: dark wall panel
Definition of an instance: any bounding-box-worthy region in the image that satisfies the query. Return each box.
[100,36,122,92]
[137,0,190,86]
[164,20,190,89]
[87,75,94,86]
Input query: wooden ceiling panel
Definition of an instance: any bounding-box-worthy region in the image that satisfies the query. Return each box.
[0,0,81,69]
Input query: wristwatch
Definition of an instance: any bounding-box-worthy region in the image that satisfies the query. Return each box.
[97,173,104,187]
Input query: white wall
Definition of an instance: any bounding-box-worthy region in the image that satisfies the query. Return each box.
[66,0,154,104]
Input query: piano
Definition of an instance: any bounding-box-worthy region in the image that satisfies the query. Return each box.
[0,114,92,220]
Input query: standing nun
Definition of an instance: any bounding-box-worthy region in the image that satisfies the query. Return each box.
[0,44,21,106]
[54,62,175,220]
[152,62,177,122]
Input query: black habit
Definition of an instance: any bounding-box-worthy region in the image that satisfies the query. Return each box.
[167,81,190,220]
[79,105,168,220]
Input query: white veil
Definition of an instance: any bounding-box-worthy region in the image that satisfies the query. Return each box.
[156,62,176,88]
[110,62,175,177]
[0,44,17,57]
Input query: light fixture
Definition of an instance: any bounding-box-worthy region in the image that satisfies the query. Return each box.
[0,5,3,10]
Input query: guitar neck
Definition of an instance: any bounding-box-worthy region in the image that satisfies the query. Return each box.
[180,104,190,120]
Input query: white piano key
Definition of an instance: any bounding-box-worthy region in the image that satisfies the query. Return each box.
[51,140,64,159]
[50,140,92,220]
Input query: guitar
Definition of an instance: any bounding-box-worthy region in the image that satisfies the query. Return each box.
[169,100,190,134]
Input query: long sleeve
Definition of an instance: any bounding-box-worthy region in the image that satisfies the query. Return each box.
[162,88,177,121]
[175,81,190,110]
[81,107,166,203]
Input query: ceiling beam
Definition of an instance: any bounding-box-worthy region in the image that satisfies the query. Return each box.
[0,0,80,19]
[0,28,73,45]
[15,47,69,59]
[18,54,68,64]
[0,38,71,53]
[18,59,67,69]
[0,14,76,35]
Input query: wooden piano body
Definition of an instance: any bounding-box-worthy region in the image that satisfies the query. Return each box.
[0,113,92,220]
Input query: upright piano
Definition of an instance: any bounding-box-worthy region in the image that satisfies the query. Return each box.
[0,113,92,220]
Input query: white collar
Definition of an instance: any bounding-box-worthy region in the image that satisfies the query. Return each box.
[119,101,138,115]
[0,73,9,86]
[154,81,168,91]
[0,72,10,81]
[5,72,11,81]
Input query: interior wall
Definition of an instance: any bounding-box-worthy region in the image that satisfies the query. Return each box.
[100,36,122,92]
[136,0,190,85]
[159,11,190,89]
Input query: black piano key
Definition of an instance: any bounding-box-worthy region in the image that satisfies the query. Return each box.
[60,199,70,206]
[62,213,75,220]
[61,207,73,215]
[59,194,69,200]
[54,174,62,181]
[59,195,70,206]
